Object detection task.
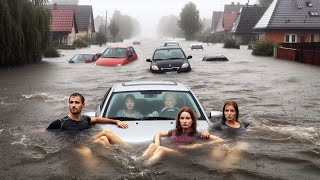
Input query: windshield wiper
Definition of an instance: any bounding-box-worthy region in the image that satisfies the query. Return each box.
[109,117,140,121]
[142,117,174,120]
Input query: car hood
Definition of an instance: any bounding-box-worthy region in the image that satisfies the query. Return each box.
[98,120,210,144]
[95,57,126,66]
[154,59,186,67]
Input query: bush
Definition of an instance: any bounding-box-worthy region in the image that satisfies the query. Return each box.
[251,40,277,56]
[73,38,89,48]
[43,46,60,57]
[72,35,93,48]
[223,38,240,49]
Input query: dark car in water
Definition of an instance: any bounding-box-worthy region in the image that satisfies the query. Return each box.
[146,46,192,73]
[68,53,102,63]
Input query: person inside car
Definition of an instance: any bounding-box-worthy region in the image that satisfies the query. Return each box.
[47,92,128,131]
[140,107,223,166]
[148,92,179,118]
[116,94,143,119]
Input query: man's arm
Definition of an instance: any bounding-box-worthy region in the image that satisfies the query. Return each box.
[90,117,128,129]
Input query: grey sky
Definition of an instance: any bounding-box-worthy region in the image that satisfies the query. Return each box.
[79,0,257,37]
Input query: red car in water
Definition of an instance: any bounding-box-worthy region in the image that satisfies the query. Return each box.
[95,46,138,66]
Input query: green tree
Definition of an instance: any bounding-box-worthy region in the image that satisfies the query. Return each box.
[178,2,202,40]
[0,0,50,67]
[258,0,273,6]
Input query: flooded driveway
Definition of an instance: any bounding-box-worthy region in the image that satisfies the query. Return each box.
[0,38,319,179]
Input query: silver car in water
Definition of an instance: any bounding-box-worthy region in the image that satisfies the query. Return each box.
[86,81,221,143]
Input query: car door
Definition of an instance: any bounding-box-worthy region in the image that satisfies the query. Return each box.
[128,47,137,61]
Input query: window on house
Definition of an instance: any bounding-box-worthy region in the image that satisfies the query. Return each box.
[62,36,68,44]
[306,2,313,7]
[309,11,319,17]
[285,34,297,43]
[311,34,315,42]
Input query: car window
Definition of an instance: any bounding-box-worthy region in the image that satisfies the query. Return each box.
[153,49,185,60]
[103,91,203,120]
[71,54,93,62]
[102,48,127,58]
[128,47,134,56]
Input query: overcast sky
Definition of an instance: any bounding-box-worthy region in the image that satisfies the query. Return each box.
[79,0,257,37]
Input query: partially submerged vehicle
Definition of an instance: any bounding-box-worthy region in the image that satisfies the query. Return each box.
[85,81,222,143]
[146,46,192,73]
[191,44,204,50]
[95,46,138,66]
[202,55,229,61]
[68,53,101,63]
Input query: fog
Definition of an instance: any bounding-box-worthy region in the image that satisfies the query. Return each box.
[79,0,258,38]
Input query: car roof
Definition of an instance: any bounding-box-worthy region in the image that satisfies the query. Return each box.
[165,40,178,43]
[107,46,131,49]
[156,46,182,50]
[112,81,190,92]
[191,44,203,46]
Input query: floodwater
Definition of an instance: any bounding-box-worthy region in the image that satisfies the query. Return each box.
[0,38,319,179]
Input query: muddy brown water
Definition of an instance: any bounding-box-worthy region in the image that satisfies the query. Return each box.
[0,38,319,179]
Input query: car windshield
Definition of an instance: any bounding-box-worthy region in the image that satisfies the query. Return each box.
[103,90,204,120]
[153,49,185,60]
[101,48,127,58]
[71,54,93,62]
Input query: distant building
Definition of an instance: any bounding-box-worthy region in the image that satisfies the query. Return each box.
[254,0,320,43]
[230,6,267,44]
[47,4,95,45]
[50,6,77,45]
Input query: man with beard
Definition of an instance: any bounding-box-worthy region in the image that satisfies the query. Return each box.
[47,93,128,131]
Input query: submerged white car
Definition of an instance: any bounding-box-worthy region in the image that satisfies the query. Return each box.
[86,81,221,143]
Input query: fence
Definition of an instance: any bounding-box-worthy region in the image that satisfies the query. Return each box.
[276,43,320,66]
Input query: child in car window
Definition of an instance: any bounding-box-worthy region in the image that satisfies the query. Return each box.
[148,92,179,118]
[116,94,143,119]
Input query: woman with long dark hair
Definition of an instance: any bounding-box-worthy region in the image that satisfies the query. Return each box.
[141,107,223,165]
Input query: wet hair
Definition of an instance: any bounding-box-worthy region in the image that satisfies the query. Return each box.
[222,100,239,124]
[175,107,197,136]
[69,93,85,103]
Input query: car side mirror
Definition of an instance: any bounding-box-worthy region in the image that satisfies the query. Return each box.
[146,59,151,62]
[128,54,133,58]
[96,53,102,58]
[187,55,192,59]
[208,111,223,118]
[69,60,74,63]
[208,111,223,123]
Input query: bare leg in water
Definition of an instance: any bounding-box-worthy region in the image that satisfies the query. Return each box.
[92,130,128,147]
[141,143,182,166]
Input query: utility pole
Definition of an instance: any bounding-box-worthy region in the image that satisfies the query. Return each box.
[104,11,108,42]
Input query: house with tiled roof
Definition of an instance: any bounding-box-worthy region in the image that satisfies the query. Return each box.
[50,6,77,45]
[254,0,320,43]
[222,2,244,32]
[230,6,267,44]
[211,11,224,33]
[48,4,95,40]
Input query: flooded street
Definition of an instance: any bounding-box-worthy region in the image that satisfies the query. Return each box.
[0,38,320,179]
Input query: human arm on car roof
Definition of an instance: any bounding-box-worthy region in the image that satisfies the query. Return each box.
[90,117,128,129]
